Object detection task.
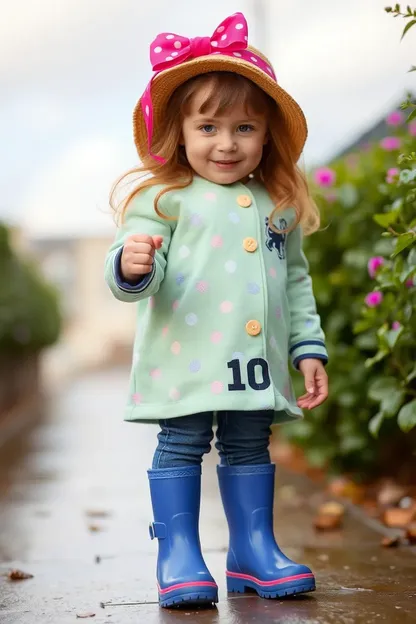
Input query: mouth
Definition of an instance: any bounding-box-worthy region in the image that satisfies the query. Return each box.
[212,160,241,169]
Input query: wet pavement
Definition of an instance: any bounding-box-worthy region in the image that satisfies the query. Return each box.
[0,367,415,623]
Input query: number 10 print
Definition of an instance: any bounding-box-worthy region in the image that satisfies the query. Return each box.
[227,358,271,391]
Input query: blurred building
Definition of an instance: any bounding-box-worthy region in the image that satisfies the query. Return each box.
[27,235,135,384]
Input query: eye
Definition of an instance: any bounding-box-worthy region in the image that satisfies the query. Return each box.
[238,124,255,133]
[199,124,216,134]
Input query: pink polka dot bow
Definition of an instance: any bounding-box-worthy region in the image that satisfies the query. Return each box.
[150,12,249,72]
[140,12,277,163]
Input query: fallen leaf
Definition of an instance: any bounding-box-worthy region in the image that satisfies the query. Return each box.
[85,510,111,519]
[88,524,104,533]
[328,477,364,503]
[380,535,401,548]
[313,513,342,531]
[383,506,416,528]
[405,523,416,544]
[319,501,345,518]
[377,481,407,507]
[76,613,96,619]
[8,569,34,581]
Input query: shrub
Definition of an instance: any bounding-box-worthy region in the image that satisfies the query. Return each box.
[0,224,62,353]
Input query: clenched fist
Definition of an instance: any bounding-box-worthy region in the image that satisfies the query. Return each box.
[120,234,163,282]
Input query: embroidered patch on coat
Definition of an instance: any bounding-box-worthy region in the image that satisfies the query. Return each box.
[265,217,287,259]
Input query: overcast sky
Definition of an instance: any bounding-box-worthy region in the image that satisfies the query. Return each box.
[0,0,414,237]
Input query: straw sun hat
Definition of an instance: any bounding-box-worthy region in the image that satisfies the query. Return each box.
[133,12,307,163]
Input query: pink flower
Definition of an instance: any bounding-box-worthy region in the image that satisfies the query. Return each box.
[365,291,383,307]
[386,111,404,126]
[313,167,336,187]
[367,256,384,278]
[325,191,338,203]
[406,278,414,288]
[409,121,416,137]
[392,321,401,330]
[386,167,399,183]
[380,136,401,151]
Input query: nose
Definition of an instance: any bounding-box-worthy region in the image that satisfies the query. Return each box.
[217,130,237,153]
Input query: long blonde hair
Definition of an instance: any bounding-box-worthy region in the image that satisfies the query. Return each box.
[110,72,319,234]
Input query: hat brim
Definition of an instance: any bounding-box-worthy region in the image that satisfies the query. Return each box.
[133,54,307,163]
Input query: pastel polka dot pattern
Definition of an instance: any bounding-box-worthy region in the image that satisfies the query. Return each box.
[269,267,277,278]
[196,280,209,293]
[189,359,201,373]
[204,192,217,201]
[169,388,181,400]
[225,260,237,274]
[132,393,142,405]
[162,326,169,337]
[211,235,223,248]
[269,336,277,350]
[149,296,155,309]
[211,381,224,394]
[172,300,179,311]
[228,212,240,224]
[247,282,260,295]
[176,273,186,285]
[171,341,181,355]
[179,245,190,258]
[211,331,223,344]
[305,319,314,328]
[220,301,233,314]
[185,313,198,326]
[190,213,203,227]
[232,352,245,361]
[276,307,282,319]
[150,369,162,380]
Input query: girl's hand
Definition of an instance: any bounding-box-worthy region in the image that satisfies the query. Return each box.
[296,359,328,410]
[121,234,163,282]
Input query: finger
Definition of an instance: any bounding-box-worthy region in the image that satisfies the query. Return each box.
[130,254,154,266]
[152,235,164,249]
[130,234,154,245]
[126,264,154,275]
[129,242,154,255]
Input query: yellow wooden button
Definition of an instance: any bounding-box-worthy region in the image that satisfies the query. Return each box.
[237,194,252,208]
[243,237,258,252]
[246,320,261,336]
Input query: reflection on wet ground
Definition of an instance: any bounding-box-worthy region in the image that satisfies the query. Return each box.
[0,367,415,623]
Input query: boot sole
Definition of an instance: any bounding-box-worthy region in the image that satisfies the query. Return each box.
[159,583,218,608]
[227,571,316,599]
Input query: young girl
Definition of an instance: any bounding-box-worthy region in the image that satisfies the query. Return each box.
[105,12,328,609]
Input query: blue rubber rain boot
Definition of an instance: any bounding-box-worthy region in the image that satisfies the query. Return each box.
[148,465,218,608]
[217,464,316,599]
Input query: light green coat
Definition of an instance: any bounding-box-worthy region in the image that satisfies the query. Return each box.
[104,176,328,424]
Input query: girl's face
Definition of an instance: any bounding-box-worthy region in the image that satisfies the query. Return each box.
[181,83,268,185]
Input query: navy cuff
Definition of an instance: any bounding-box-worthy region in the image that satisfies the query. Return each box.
[293,353,329,370]
[114,247,155,292]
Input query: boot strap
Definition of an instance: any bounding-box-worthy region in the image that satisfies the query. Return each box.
[149,522,167,540]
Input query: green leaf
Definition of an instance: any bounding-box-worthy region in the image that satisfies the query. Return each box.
[368,376,400,402]
[365,350,389,368]
[373,212,399,228]
[406,365,416,383]
[408,108,416,122]
[369,412,384,438]
[385,326,404,349]
[401,18,416,39]
[409,66,416,73]
[397,400,416,432]
[392,232,415,257]
[408,247,416,268]
[381,389,405,417]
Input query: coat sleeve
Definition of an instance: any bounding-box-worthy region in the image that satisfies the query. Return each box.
[286,225,328,369]
[104,186,177,303]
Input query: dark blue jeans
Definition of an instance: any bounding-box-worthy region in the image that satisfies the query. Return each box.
[152,410,274,469]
